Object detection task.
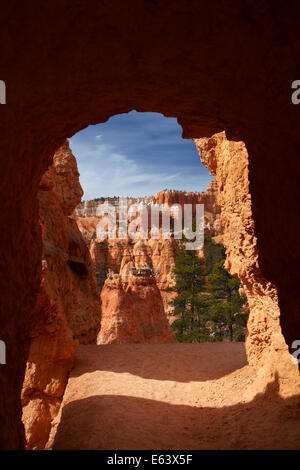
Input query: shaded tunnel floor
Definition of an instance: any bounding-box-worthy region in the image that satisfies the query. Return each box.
[52,343,300,449]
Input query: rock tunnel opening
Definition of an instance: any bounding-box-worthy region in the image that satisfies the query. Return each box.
[5,105,300,451]
[23,110,292,450]
[1,0,300,452]
[69,111,250,347]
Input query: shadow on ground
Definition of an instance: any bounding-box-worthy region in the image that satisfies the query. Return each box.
[53,377,300,450]
[71,343,248,382]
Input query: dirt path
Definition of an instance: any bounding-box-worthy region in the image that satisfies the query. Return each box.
[52,343,300,450]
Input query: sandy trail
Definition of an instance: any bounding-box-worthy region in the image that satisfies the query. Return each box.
[53,343,300,450]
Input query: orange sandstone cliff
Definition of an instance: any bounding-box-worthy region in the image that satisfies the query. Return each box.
[21,142,101,449]
[194,132,300,395]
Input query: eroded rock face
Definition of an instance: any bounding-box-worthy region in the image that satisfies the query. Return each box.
[97,273,176,345]
[148,182,219,215]
[39,143,100,343]
[74,184,221,242]
[21,284,77,451]
[21,142,100,449]
[96,237,177,344]
[76,183,221,319]
[147,238,178,318]
[90,235,178,323]
[194,133,300,393]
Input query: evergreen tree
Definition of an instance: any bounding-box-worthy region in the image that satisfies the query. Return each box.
[208,260,247,341]
[168,246,210,342]
[204,236,226,274]
[169,236,249,343]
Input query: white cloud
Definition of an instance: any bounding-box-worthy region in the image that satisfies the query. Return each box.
[69,111,213,200]
[69,140,183,199]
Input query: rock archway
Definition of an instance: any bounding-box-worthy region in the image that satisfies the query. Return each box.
[1,0,300,449]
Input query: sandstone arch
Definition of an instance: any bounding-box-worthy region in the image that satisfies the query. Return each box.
[1,0,300,449]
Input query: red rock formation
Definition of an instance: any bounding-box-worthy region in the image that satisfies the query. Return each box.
[21,142,101,449]
[147,238,178,318]
[1,2,300,449]
[21,284,77,451]
[194,133,300,394]
[74,197,144,219]
[97,272,176,345]
[75,182,221,320]
[90,236,179,321]
[75,182,220,240]
[148,181,219,215]
[90,238,130,274]
[75,216,100,243]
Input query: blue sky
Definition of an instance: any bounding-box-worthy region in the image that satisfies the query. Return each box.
[69,111,212,200]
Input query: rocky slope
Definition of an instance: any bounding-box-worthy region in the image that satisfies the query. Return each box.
[21,142,101,450]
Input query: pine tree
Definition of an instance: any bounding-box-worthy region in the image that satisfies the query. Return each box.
[168,246,209,342]
[208,260,247,341]
[204,236,226,274]
[169,236,249,343]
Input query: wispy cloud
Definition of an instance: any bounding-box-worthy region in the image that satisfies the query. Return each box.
[69,111,213,200]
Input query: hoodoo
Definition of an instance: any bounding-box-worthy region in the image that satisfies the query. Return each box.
[97,257,176,344]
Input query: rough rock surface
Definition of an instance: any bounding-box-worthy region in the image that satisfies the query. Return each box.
[97,268,176,345]
[75,182,221,320]
[74,183,221,241]
[90,237,178,319]
[148,182,219,215]
[74,197,146,219]
[1,2,300,449]
[147,238,178,318]
[195,133,300,393]
[21,142,100,449]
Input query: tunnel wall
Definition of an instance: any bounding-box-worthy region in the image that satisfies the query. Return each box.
[0,0,300,448]
[195,133,299,391]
